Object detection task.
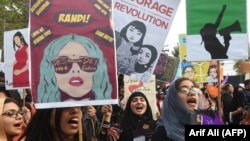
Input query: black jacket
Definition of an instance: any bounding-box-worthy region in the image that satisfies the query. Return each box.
[152,126,172,141]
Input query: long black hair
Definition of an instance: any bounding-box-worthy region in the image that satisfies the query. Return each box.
[19,108,79,141]
[13,31,28,51]
[134,45,158,73]
[120,20,146,47]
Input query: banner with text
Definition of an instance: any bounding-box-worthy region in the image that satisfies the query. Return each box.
[114,0,180,82]
[30,0,117,108]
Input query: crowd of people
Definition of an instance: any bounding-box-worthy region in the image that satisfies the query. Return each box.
[1,72,250,141]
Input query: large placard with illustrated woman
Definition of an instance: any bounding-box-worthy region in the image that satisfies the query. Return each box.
[30,0,117,108]
[114,0,180,82]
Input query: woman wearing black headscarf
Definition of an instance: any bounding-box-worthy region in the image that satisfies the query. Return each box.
[118,91,156,141]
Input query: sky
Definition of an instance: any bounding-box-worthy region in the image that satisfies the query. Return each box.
[164,0,250,51]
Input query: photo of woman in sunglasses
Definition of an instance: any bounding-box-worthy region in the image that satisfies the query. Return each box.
[37,34,112,102]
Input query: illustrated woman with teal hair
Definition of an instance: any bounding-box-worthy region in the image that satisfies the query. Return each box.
[37,34,112,102]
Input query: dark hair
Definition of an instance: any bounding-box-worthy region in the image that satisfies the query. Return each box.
[13,31,28,51]
[25,89,32,103]
[221,83,232,92]
[120,20,146,46]
[0,87,11,98]
[201,87,209,99]
[244,79,250,87]
[229,85,244,124]
[4,97,21,108]
[134,45,158,73]
[0,71,5,81]
[24,102,32,111]
[118,74,124,88]
[201,87,206,93]
[20,108,79,141]
[207,65,218,76]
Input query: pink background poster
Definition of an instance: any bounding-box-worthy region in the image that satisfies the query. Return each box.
[30,0,117,108]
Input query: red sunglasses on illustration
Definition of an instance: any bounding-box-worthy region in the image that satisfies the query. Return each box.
[52,56,99,74]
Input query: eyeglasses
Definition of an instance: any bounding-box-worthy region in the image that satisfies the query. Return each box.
[2,109,24,118]
[178,86,201,95]
[52,56,99,74]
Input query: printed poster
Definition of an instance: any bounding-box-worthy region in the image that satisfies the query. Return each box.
[30,0,117,108]
[3,28,31,90]
[124,75,158,120]
[179,34,224,124]
[179,34,228,84]
[114,0,180,82]
[153,53,179,82]
[186,0,248,61]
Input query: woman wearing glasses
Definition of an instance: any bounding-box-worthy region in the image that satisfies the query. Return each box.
[0,97,24,141]
[37,34,112,102]
[152,77,202,141]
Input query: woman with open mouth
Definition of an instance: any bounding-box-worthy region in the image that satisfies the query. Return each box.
[153,77,201,141]
[19,107,82,141]
[0,97,24,141]
[118,91,156,141]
